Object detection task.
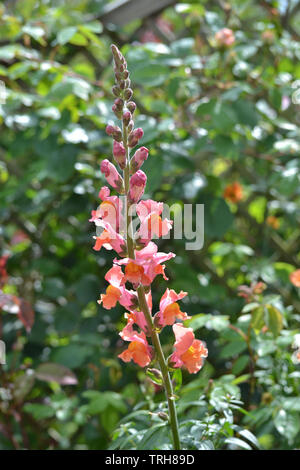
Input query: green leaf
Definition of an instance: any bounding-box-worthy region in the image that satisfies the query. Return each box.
[232,100,258,127]
[57,27,77,45]
[251,306,265,333]
[238,429,261,449]
[139,423,169,450]
[220,341,247,359]
[225,437,252,450]
[232,355,249,375]
[265,304,283,337]
[24,404,55,420]
[274,409,300,441]
[146,368,163,386]
[133,63,169,87]
[172,369,182,392]
[51,344,93,369]
[199,196,234,238]
[185,313,229,332]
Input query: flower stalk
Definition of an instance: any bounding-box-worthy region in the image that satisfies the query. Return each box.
[91,44,208,450]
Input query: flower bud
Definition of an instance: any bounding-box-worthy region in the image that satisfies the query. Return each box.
[153,311,163,330]
[130,146,149,173]
[112,104,122,119]
[122,111,131,127]
[124,88,133,100]
[167,355,177,370]
[127,120,134,132]
[128,128,144,148]
[127,101,136,114]
[100,159,124,193]
[129,170,147,203]
[112,85,120,97]
[158,412,169,422]
[105,124,122,142]
[114,98,124,110]
[113,140,126,169]
[111,44,122,66]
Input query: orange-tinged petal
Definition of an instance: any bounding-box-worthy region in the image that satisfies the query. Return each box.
[125,262,144,284]
[93,230,112,251]
[290,269,300,287]
[119,340,151,367]
[181,340,208,374]
[99,285,121,309]
[163,302,188,325]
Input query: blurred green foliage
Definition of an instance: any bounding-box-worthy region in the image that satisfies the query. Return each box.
[0,0,300,450]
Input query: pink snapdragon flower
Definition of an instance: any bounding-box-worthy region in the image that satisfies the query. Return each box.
[130,146,149,173]
[125,310,148,334]
[98,265,137,310]
[90,186,123,231]
[113,140,126,169]
[156,289,190,327]
[100,159,124,192]
[128,128,144,148]
[129,170,147,203]
[93,219,126,254]
[169,324,208,374]
[118,319,153,367]
[137,200,173,242]
[114,242,175,287]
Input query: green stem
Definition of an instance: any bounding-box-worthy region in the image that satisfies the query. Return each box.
[137,285,181,450]
[122,123,181,450]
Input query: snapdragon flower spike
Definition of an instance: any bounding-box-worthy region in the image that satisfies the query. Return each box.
[91,48,208,448]
[91,44,208,450]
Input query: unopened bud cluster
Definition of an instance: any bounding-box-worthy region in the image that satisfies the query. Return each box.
[102,45,147,191]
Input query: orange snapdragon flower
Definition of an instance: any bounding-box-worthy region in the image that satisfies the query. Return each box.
[170,324,208,374]
[290,270,300,287]
[266,215,280,229]
[118,319,153,367]
[99,285,121,309]
[124,262,151,286]
[223,182,243,203]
